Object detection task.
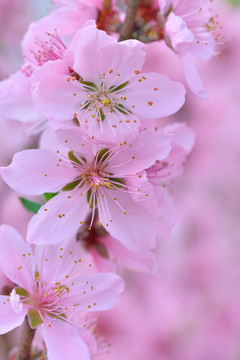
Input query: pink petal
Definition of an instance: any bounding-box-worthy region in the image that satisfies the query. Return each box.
[101,236,157,274]
[42,321,90,360]
[98,190,157,252]
[181,55,209,101]
[126,72,185,118]
[0,71,40,123]
[31,59,82,121]
[39,127,69,155]
[1,149,78,196]
[56,128,93,162]
[107,129,172,176]
[165,12,194,51]
[65,273,124,311]
[27,192,88,245]
[65,24,115,80]
[149,186,176,239]
[125,171,153,203]
[0,225,35,292]
[34,239,91,285]
[0,296,27,334]
[66,24,146,83]
[164,122,195,154]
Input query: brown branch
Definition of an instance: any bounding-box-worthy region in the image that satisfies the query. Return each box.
[17,317,35,360]
[103,0,112,12]
[119,0,141,41]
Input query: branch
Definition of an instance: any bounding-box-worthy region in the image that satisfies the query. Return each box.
[17,317,35,360]
[119,0,141,41]
[103,0,112,12]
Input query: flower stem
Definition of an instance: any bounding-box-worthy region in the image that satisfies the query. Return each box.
[17,317,35,360]
[119,0,141,41]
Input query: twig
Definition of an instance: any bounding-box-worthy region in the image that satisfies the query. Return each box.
[103,0,112,12]
[17,317,35,360]
[119,0,141,41]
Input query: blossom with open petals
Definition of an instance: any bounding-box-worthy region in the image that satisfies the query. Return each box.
[32,23,185,141]
[0,224,123,360]
[158,0,221,99]
[1,127,172,251]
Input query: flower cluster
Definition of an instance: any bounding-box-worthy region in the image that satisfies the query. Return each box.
[0,0,222,358]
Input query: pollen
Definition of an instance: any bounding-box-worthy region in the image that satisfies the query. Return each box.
[148,102,153,106]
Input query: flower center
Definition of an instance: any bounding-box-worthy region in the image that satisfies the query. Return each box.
[27,30,66,68]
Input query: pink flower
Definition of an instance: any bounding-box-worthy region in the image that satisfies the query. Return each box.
[158,0,221,99]
[0,5,96,125]
[31,23,185,141]
[1,127,172,251]
[0,224,124,360]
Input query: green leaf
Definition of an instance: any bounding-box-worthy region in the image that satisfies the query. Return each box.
[28,309,43,328]
[19,197,41,214]
[43,192,58,202]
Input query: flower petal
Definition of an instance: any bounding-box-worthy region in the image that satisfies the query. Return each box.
[0,296,27,334]
[66,24,146,83]
[32,59,82,121]
[0,71,40,123]
[126,72,185,118]
[98,190,157,252]
[64,273,124,311]
[1,149,78,196]
[101,236,157,274]
[27,192,88,245]
[0,225,35,292]
[107,129,172,176]
[181,55,209,101]
[43,321,90,360]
